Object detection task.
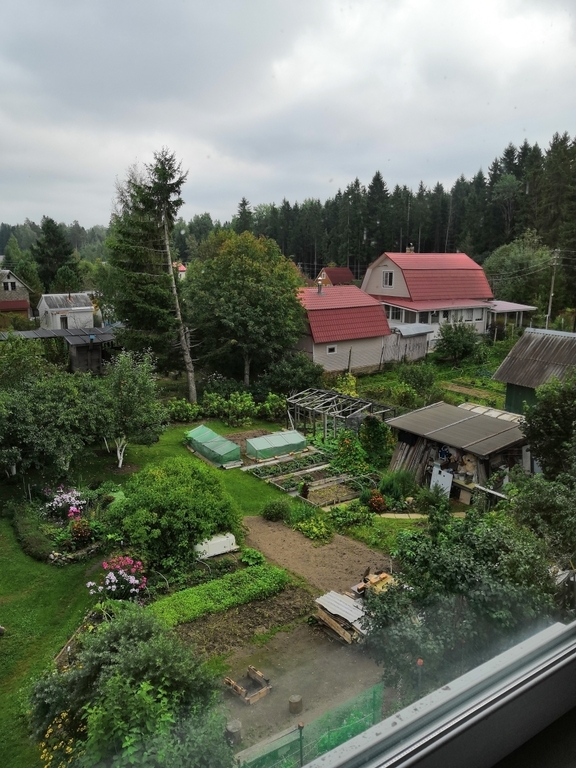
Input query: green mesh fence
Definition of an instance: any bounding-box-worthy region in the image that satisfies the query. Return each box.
[236,682,384,768]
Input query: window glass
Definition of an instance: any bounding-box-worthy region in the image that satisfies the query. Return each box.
[391,306,402,320]
[382,271,394,288]
[464,308,473,321]
[418,311,429,323]
[327,345,337,354]
[430,311,439,323]
[404,310,417,323]
[474,308,484,321]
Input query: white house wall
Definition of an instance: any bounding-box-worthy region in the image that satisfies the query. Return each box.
[361,257,409,298]
[311,337,386,373]
[40,308,94,330]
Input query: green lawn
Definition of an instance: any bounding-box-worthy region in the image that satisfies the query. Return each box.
[0,519,95,768]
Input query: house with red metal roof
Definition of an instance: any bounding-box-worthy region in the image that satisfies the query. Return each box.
[361,251,494,345]
[296,284,428,373]
[316,266,355,286]
[0,269,31,320]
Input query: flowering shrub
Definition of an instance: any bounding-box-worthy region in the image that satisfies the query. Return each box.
[368,489,387,514]
[87,556,147,601]
[70,519,93,549]
[44,487,87,520]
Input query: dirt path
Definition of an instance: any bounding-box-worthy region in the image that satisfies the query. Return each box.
[244,516,391,593]
[443,382,493,399]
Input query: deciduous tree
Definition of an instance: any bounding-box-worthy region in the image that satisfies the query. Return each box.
[103,350,166,469]
[185,231,305,386]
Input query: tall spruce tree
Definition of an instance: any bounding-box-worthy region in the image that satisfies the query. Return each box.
[106,148,197,402]
[30,216,77,290]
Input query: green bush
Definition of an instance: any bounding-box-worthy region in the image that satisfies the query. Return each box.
[149,565,289,626]
[258,352,324,395]
[105,457,243,574]
[166,398,203,423]
[389,382,420,408]
[379,470,418,501]
[225,391,257,427]
[239,547,266,566]
[202,392,227,419]
[262,498,291,522]
[258,392,286,421]
[397,363,436,395]
[12,504,54,560]
[325,502,372,532]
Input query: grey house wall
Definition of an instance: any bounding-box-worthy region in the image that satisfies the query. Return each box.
[296,333,427,373]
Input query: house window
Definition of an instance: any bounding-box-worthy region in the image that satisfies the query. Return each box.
[419,311,429,324]
[382,271,394,288]
[474,307,484,321]
[442,310,450,322]
[464,308,473,322]
[404,310,417,323]
[430,311,439,324]
[10,282,15,290]
[327,345,337,354]
[383,304,392,317]
[60,316,68,329]
[2,282,8,291]
[390,306,402,321]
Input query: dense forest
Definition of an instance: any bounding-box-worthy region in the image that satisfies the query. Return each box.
[2,130,576,289]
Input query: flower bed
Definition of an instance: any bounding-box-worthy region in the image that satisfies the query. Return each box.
[148,564,289,627]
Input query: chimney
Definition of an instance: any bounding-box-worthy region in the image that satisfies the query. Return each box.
[317,278,323,294]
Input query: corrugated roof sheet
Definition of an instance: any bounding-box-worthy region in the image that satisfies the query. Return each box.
[323,267,355,284]
[493,328,576,389]
[386,402,525,457]
[41,293,94,309]
[370,297,490,311]
[0,327,114,345]
[490,300,537,313]
[307,306,390,343]
[299,285,381,310]
[393,323,434,337]
[316,591,366,633]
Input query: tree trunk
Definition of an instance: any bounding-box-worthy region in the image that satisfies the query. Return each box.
[163,218,197,403]
[115,437,128,469]
[244,354,251,387]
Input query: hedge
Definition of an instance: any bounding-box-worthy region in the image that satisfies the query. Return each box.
[12,505,54,561]
[149,564,290,627]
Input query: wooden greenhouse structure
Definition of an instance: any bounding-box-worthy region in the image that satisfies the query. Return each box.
[286,388,394,439]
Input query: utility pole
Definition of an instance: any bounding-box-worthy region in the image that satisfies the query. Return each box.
[545,250,559,330]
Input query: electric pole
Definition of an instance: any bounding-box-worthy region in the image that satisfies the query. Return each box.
[545,250,559,330]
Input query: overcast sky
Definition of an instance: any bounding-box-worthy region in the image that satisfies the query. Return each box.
[1,0,575,227]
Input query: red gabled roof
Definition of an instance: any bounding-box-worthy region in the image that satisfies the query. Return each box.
[322,267,355,285]
[383,253,493,301]
[307,307,390,343]
[0,299,30,311]
[299,285,380,310]
[299,286,390,343]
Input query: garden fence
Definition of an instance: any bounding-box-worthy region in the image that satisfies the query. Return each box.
[235,682,384,768]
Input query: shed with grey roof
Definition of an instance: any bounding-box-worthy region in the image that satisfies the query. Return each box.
[386,402,527,500]
[493,327,576,413]
[38,293,97,331]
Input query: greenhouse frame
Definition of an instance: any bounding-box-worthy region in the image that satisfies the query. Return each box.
[286,389,394,438]
[185,425,241,466]
[245,430,306,460]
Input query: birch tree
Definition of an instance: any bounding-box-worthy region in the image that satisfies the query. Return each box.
[104,350,166,469]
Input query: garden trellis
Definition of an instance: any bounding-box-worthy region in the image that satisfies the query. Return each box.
[286,389,394,439]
